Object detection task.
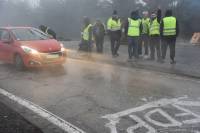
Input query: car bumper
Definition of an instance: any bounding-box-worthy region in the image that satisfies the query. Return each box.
[22,51,67,67]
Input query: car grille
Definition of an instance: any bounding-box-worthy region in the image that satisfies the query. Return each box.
[41,51,63,60]
[47,51,62,56]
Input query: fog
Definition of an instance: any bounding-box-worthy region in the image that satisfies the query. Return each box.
[0,0,199,39]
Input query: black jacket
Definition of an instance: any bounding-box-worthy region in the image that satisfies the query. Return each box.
[93,23,105,38]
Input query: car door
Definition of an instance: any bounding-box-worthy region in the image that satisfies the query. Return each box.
[0,30,4,61]
[0,29,14,63]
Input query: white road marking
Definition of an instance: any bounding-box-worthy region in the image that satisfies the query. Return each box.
[175,112,190,117]
[105,118,119,133]
[141,97,148,102]
[128,115,156,133]
[144,108,182,128]
[175,101,200,107]
[102,97,200,133]
[102,96,187,120]
[173,104,200,124]
[0,88,86,133]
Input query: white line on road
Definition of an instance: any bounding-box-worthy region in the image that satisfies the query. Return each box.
[102,96,188,119]
[0,88,86,133]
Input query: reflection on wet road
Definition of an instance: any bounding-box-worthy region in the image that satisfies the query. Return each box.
[0,59,200,133]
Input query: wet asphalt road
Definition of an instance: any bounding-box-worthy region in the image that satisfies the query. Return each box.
[0,58,200,133]
[0,101,43,133]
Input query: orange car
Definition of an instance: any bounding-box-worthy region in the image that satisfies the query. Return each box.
[0,27,66,70]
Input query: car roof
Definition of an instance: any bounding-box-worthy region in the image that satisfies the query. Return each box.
[0,27,33,30]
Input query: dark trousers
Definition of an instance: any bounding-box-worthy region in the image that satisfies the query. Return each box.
[95,36,104,53]
[128,37,139,59]
[149,36,161,60]
[162,37,176,61]
[79,40,92,52]
[110,32,121,55]
[139,34,149,55]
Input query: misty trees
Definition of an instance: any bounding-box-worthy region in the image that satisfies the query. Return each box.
[0,0,34,26]
[39,0,101,38]
[0,0,199,38]
[176,0,200,37]
[117,0,200,37]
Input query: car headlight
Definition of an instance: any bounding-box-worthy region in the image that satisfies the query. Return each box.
[21,46,39,54]
[60,43,65,52]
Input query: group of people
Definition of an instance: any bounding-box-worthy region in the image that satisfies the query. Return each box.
[79,8,179,64]
[79,17,105,53]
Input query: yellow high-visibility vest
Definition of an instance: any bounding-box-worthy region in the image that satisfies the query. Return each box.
[142,18,150,34]
[127,18,141,37]
[163,16,176,36]
[149,18,160,35]
[82,24,92,41]
[107,17,121,31]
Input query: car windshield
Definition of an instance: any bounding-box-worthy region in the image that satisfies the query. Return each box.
[11,28,50,41]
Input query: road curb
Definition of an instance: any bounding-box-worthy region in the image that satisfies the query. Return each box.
[0,87,86,133]
[67,49,200,79]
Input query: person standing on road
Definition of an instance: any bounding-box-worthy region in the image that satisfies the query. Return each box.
[107,10,122,57]
[79,17,93,52]
[148,8,163,63]
[139,11,150,59]
[93,19,105,53]
[124,11,142,61]
[160,9,179,64]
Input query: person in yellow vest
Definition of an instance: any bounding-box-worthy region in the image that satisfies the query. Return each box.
[107,10,122,57]
[148,9,163,62]
[138,11,150,59]
[160,9,179,64]
[124,11,142,61]
[79,17,93,52]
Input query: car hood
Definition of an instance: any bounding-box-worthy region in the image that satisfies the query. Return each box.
[20,39,61,53]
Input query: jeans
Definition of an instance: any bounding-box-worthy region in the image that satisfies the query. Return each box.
[110,32,121,56]
[139,34,149,55]
[79,40,92,52]
[95,36,104,53]
[128,37,139,59]
[149,36,161,60]
[162,37,176,61]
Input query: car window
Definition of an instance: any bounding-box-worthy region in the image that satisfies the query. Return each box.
[11,28,49,41]
[0,30,3,39]
[0,30,10,41]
